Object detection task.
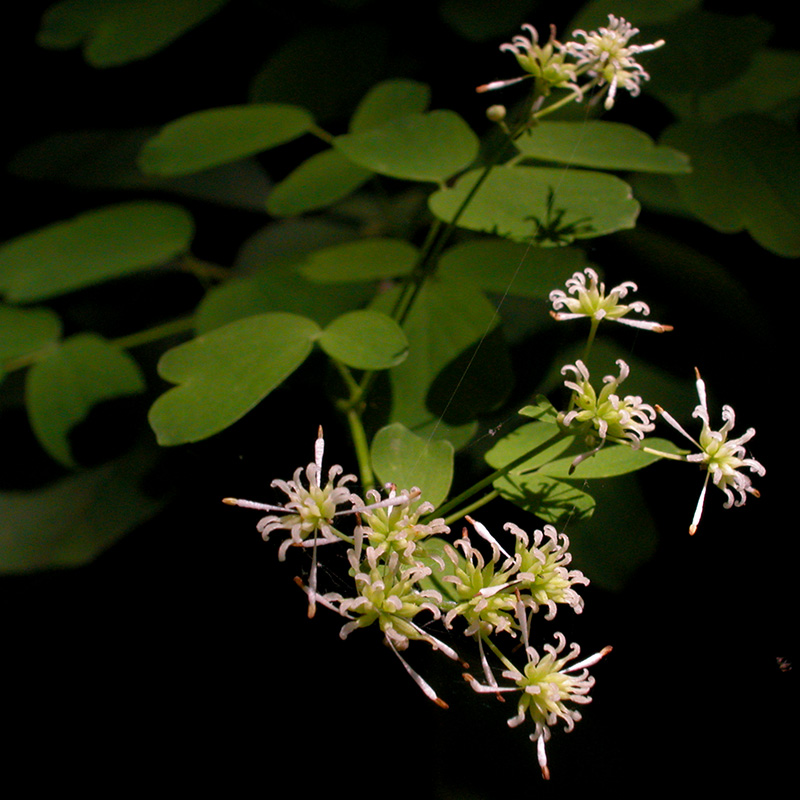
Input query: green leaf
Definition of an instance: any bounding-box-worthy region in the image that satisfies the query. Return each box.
[317,310,408,370]
[662,115,800,257]
[195,223,372,333]
[429,166,639,245]
[350,79,431,133]
[518,396,559,423]
[299,238,418,283]
[0,202,193,303]
[138,104,313,177]
[657,48,800,123]
[9,128,273,212]
[371,277,508,443]
[494,473,595,526]
[485,421,575,474]
[37,0,230,67]
[0,441,164,573]
[538,438,683,479]
[370,422,454,508]
[149,313,320,445]
[438,238,589,298]
[515,121,690,174]
[25,333,146,467]
[267,149,373,216]
[334,110,479,183]
[0,305,62,365]
[644,10,772,96]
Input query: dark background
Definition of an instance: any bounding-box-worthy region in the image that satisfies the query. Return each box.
[2,1,794,795]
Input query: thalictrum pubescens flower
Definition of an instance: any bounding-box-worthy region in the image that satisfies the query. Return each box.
[656,369,765,534]
[560,360,656,470]
[561,14,665,110]
[464,627,611,780]
[477,23,581,98]
[550,267,672,332]
[223,426,356,616]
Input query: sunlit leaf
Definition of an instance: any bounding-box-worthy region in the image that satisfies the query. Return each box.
[429,166,639,245]
[518,396,559,423]
[267,149,373,216]
[138,105,313,177]
[37,0,230,67]
[663,115,800,257]
[350,79,431,132]
[317,310,408,370]
[438,238,589,298]
[196,222,371,333]
[514,121,690,174]
[149,313,320,445]
[485,421,575,474]
[26,333,146,467]
[0,202,193,303]
[370,422,454,508]
[334,110,479,183]
[372,278,508,442]
[538,437,683,479]
[494,473,595,526]
[299,238,418,283]
[0,441,164,573]
[0,305,62,365]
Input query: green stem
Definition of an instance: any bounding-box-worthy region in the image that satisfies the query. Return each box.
[111,316,195,351]
[426,429,567,523]
[443,490,499,527]
[641,446,686,462]
[483,633,518,674]
[346,406,375,492]
[2,316,194,375]
[581,317,601,365]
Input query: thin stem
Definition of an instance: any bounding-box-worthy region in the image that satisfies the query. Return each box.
[581,317,601,365]
[443,490,499,526]
[483,633,518,675]
[111,316,195,350]
[426,429,568,523]
[641,446,686,462]
[346,406,375,493]
[2,316,195,375]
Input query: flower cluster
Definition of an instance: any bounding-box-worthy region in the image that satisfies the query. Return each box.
[550,267,672,332]
[478,23,580,99]
[657,368,765,534]
[559,359,656,468]
[225,435,606,776]
[479,15,665,112]
[464,625,611,779]
[443,518,587,638]
[562,15,666,110]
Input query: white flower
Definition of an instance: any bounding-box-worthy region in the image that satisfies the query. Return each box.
[222,426,356,616]
[464,629,611,780]
[561,15,665,110]
[550,267,672,332]
[477,23,581,98]
[560,359,657,458]
[337,545,460,708]
[656,369,765,534]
